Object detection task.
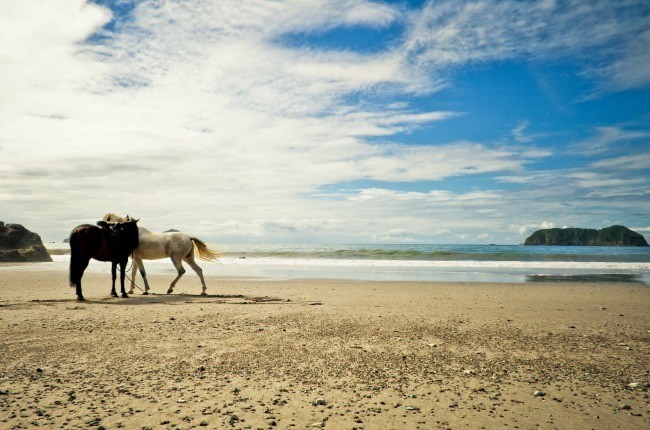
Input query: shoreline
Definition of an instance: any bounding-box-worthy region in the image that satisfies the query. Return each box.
[1,269,649,429]
[7,254,650,285]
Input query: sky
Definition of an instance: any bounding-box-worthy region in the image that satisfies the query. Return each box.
[1,0,649,245]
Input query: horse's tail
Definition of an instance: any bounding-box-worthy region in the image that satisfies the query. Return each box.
[190,237,221,261]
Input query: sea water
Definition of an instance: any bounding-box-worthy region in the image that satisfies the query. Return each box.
[46,243,650,284]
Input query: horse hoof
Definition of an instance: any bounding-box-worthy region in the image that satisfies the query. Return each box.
[143,291,149,295]
[77,296,85,302]
[201,292,207,296]
[122,293,129,298]
[167,290,173,294]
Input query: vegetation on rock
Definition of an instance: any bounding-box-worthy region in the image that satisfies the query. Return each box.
[524,225,648,246]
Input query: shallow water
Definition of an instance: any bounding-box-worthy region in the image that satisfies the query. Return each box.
[41,245,650,284]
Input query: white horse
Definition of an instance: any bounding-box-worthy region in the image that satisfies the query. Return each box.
[102,214,220,295]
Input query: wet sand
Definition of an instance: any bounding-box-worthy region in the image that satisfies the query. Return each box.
[1,267,648,429]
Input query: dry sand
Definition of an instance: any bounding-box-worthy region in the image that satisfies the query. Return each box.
[0,267,648,429]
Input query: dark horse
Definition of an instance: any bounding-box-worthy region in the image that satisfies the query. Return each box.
[69,218,139,301]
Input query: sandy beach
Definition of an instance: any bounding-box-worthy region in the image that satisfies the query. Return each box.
[1,267,648,429]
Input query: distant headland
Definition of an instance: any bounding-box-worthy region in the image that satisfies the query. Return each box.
[524,225,648,246]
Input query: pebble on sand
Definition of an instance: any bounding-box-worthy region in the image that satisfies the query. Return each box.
[533,390,546,397]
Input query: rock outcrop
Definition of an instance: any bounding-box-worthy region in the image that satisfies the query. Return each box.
[524,225,648,246]
[0,222,52,262]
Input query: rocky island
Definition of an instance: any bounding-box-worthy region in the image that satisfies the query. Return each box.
[0,222,52,262]
[524,225,648,246]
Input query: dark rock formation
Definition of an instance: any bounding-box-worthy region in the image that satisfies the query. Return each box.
[0,222,53,262]
[524,225,648,246]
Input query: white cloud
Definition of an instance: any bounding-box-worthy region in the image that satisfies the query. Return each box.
[512,121,533,143]
[348,188,501,203]
[515,221,555,237]
[0,0,111,109]
[571,126,650,156]
[354,142,531,182]
[596,29,650,91]
[590,153,650,171]
[403,0,650,90]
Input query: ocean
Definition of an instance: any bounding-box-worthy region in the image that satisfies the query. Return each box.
[46,243,650,284]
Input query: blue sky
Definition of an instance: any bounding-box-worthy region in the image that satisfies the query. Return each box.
[0,0,648,244]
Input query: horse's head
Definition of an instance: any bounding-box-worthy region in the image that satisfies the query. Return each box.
[103,213,126,223]
[112,218,140,251]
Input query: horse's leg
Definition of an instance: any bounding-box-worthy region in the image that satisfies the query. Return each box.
[167,257,186,294]
[184,254,207,295]
[138,258,151,295]
[110,263,118,297]
[119,259,129,298]
[128,259,138,294]
[129,257,150,295]
[70,255,90,301]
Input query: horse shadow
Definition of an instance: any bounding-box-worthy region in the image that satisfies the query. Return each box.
[63,292,290,306]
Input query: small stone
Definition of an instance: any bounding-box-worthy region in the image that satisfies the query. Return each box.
[177,398,186,403]
[627,382,639,389]
[170,317,176,321]
[618,403,632,410]
[406,406,420,411]
[36,368,43,373]
[312,422,324,428]
[86,417,101,426]
[313,397,326,406]
[533,390,545,397]
[309,302,322,306]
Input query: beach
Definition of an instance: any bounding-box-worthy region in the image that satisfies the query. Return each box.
[1,268,648,429]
